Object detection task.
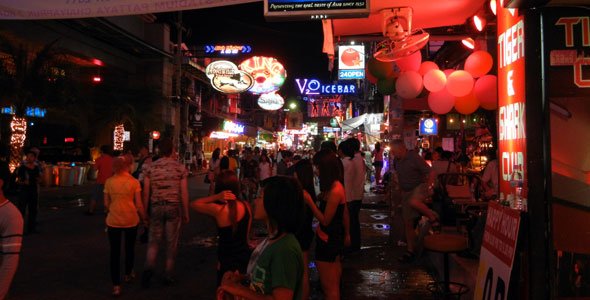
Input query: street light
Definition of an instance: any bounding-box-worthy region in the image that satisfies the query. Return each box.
[289,102,297,110]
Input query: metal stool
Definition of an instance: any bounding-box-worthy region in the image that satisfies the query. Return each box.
[424,233,470,300]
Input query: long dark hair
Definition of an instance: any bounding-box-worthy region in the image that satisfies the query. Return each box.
[313,149,344,192]
[214,170,242,234]
[212,148,221,161]
[261,176,304,239]
[220,156,230,170]
[289,159,317,203]
[339,139,354,160]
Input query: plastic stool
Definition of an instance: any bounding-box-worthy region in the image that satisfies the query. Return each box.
[424,233,470,300]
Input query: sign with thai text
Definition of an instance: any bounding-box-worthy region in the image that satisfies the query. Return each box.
[296,78,356,95]
[204,44,252,55]
[475,201,521,300]
[205,60,253,94]
[497,4,526,199]
[338,45,365,80]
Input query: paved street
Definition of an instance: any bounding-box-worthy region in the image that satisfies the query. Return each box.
[7,174,436,300]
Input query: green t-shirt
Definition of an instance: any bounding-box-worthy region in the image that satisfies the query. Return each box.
[249,234,303,300]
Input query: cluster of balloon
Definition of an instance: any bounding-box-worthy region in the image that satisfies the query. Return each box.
[422,50,497,114]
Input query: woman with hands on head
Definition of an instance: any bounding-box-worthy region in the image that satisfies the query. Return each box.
[191,170,253,286]
[218,176,305,300]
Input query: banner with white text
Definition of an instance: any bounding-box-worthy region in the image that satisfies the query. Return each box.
[0,0,259,20]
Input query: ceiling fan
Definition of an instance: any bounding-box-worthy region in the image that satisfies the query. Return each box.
[374,7,429,62]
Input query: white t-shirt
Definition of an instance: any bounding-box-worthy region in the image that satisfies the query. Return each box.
[342,152,366,202]
[259,162,272,181]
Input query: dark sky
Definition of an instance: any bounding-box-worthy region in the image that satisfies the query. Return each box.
[175,2,332,96]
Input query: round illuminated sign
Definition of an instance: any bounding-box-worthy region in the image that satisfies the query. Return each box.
[424,119,434,129]
[258,92,284,111]
[239,56,287,94]
[205,60,254,94]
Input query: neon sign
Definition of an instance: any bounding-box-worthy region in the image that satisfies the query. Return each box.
[210,131,239,139]
[258,92,285,111]
[239,56,287,94]
[223,120,245,134]
[2,106,46,118]
[295,78,356,95]
[204,45,252,55]
[205,60,254,94]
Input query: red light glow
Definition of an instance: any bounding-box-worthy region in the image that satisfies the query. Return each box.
[92,76,102,83]
[151,131,161,140]
[92,59,104,66]
[64,137,75,143]
[462,38,475,49]
[473,15,486,32]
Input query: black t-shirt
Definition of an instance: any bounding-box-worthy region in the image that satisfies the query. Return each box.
[17,164,41,191]
[241,159,258,179]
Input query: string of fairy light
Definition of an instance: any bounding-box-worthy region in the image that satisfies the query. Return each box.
[9,117,27,172]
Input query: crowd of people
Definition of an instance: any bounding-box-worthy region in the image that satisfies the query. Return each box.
[0,137,500,299]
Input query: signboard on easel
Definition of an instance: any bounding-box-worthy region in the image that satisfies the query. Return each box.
[474,201,521,300]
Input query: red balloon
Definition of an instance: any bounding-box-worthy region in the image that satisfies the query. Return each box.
[454,91,480,115]
[447,70,474,97]
[394,51,422,72]
[443,69,455,78]
[428,89,455,114]
[419,61,439,76]
[464,50,493,78]
[474,75,498,110]
[423,69,447,92]
[396,71,423,99]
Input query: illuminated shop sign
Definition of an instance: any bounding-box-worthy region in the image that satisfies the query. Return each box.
[258,92,285,111]
[239,56,287,94]
[295,78,356,95]
[338,45,365,80]
[307,98,343,118]
[223,120,245,134]
[264,0,369,20]
[204,44,252,55]
[2,106,46,118]
[210,131,239,139]
[549,17,590,89]
[205,60,254,94]
[323,127,341,133]
[419,118,438,135]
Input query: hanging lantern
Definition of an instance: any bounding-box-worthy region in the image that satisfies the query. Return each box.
[113,124,125,151]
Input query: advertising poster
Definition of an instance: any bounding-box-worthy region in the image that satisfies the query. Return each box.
[496,3,526,199]
[338,45,365,80]
[474,201,521,300]
[307,97,343,118]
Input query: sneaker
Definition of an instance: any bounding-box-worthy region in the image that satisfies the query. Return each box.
[141,270,153,288]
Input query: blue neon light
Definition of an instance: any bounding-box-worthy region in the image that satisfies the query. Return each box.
[419,118,438,135]
[295,78,356,95]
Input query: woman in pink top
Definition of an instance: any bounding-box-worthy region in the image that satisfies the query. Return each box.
[104,156,148,296]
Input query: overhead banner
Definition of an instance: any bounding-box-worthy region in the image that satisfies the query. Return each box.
[475,201,521,300]
[0,0,259,19]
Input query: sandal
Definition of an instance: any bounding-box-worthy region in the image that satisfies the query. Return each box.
[398,251,416,263]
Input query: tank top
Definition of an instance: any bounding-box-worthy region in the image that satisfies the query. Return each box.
[318,192,345,244]
[217,202,251,260]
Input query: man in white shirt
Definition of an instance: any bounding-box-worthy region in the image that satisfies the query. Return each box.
[340,138,366,253]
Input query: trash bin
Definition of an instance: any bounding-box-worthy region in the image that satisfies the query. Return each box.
[72,166,86,185]
[87,163,97,181]
[41,165,54,187]
[58,167,75,187]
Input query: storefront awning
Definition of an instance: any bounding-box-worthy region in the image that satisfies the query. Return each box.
[341,114,367,131]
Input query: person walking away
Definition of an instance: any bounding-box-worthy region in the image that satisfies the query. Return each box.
[141,138,190,287]
[372,142,384,186]
[258,154,273,182]
[305,149,349,300]
[208,148,221,196]
[132,146,152,181]
[340,138,365,254]
[0,176,23,299]
[104,156,148,296]
[289,159,317,300]
[16,150,41,234]
[390,139,438,263]
[276,151,292,176]
[191,170,252,286]
[218,176,304,300]
[240,149,259,202]
[87,145,114,215]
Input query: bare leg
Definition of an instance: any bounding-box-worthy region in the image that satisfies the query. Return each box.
[302,252,310,300]
[316,258,342,300]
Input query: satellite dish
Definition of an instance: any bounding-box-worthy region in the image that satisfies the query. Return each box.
[374,7,429,62]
